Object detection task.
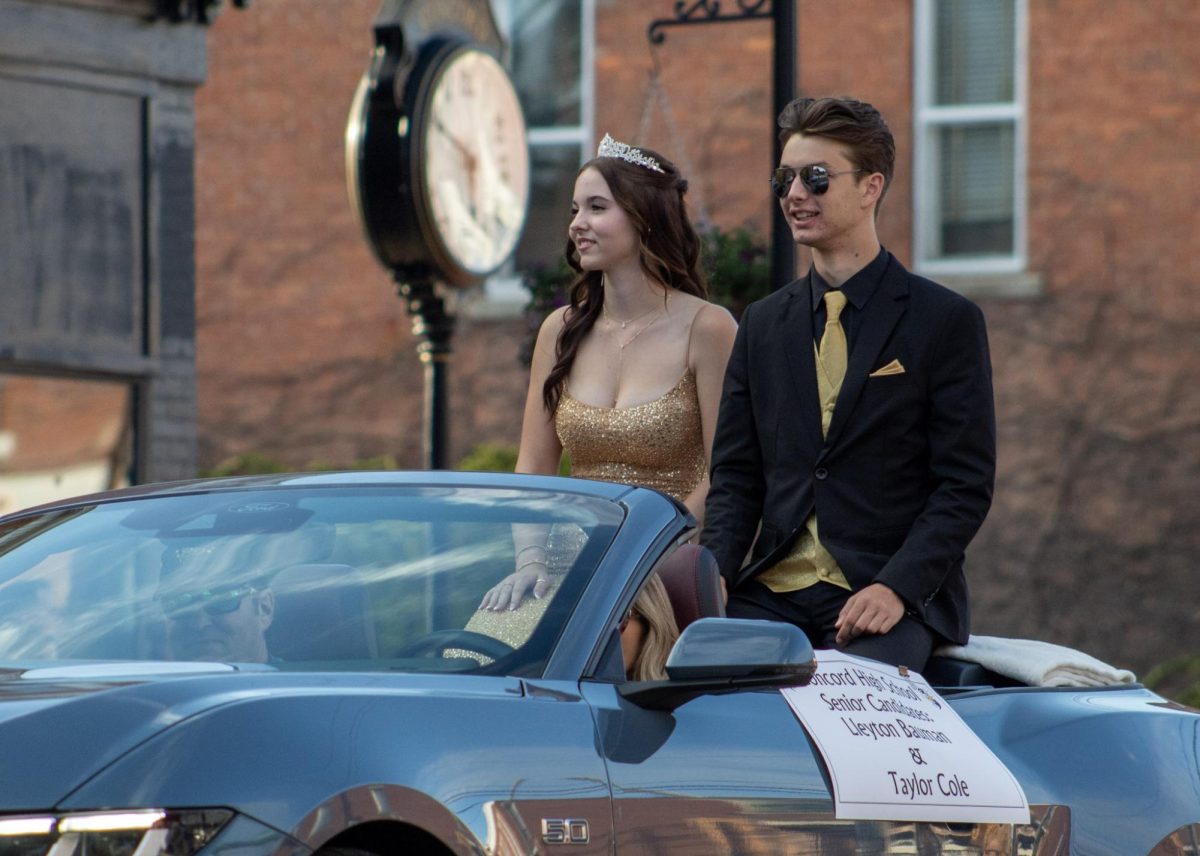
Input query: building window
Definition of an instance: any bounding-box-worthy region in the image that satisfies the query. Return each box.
[914,0,1026,277]
[475,0,594,317]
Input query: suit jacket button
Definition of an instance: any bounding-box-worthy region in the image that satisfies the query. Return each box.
[814,467,829,480]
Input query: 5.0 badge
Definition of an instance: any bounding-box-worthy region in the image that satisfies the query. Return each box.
[541,818,589,845]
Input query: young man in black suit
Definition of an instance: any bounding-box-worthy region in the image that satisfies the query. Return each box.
[702,96,996,669]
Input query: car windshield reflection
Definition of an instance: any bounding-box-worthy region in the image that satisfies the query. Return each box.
[0,486,622,677]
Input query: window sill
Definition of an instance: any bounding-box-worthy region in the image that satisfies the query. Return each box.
[927,271,1043,300]
[456,276,528,322]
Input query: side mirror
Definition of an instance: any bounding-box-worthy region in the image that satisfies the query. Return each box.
[619,618,816,711]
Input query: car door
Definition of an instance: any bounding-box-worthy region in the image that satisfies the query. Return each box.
[580,681,872,855]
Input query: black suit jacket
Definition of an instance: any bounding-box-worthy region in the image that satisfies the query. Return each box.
[701,253,995,644]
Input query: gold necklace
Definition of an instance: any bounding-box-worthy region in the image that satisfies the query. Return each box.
[614,308,663,351]
[610,292,671,355]
[602,300,660,330]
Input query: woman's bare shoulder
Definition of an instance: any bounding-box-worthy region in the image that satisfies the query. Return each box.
[683,300,736,370]
[544,304,570,326]
[538,305,570,337]
[689,299,738,338]
[667,293,731,323]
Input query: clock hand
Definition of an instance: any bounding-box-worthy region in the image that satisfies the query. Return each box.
[431,118,475,165]
[432,118,478,216]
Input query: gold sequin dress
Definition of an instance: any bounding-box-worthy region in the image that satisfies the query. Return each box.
[456,371,705,658]
[556,369,706,504]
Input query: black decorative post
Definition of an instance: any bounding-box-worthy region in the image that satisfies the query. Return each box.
[771,1,796,290]
[648,0,796,290]
[395,273,455,470]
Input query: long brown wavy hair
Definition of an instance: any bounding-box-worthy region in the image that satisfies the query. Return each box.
[542,146,708,414]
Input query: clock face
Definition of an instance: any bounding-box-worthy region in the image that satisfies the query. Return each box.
[419,46,530,283]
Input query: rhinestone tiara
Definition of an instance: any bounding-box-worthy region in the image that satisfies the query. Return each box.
[596,133,665,173]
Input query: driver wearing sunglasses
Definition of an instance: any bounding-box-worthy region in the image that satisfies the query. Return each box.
[158,564,276,664]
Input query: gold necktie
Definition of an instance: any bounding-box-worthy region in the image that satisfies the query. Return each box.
[819,289,848,392]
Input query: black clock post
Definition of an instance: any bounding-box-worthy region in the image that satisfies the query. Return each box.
[395,272,454,471]
[346,0,530,470]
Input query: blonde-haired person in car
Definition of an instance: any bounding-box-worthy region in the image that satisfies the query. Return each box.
[621,573,680,681]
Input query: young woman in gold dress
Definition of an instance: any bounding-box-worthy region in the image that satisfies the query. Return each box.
[477,134,737,620]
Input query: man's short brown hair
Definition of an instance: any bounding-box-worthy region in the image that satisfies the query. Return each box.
[777,96,896,212]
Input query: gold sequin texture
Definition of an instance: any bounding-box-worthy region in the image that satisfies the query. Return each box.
[556,370,706,503]
[455,526,588,660]
[460,575,560,650]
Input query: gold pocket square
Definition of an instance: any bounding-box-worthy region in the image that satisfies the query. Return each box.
[869,359,906,377]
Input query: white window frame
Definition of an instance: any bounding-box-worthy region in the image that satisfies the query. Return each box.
[472,0,595,318]
[913,0,1029,281]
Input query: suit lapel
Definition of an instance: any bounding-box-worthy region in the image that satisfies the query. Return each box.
[824,257,910,449]
[777,277,824,446]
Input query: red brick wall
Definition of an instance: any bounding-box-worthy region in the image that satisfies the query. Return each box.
[970,0,1200,664]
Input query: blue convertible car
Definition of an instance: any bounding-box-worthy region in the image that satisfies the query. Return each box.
[0,471,1196,855]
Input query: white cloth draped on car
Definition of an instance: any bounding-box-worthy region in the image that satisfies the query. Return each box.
[933,635,1137,687]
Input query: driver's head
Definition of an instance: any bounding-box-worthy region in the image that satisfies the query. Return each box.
[157,540,275,663]
[621,573,679,681]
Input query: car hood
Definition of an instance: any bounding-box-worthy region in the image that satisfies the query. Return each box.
[0,662,270,810]
[0,662,517,812]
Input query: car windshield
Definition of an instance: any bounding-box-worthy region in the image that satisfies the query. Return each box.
[0,484,623,676]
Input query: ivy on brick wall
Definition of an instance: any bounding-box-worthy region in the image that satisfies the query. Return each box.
[1143,656,1200,707]
[518,259,575,367]
[698,225,772,321]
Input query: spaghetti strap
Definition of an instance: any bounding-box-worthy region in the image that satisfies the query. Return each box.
[683,302,707,372]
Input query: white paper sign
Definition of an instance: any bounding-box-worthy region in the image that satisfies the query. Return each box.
[781,651,1030,823]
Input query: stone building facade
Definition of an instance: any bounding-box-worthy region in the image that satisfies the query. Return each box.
[193,0,1199,675]
[0,0,213,511]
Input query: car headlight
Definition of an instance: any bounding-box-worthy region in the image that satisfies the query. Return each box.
[0,809,232,856]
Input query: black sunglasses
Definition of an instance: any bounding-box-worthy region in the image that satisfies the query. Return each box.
[771,165,864,198]
[160,584,257,618]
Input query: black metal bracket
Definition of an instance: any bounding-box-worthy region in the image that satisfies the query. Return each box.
[150,0,250,25]
[396,274,456,362]
[648,0,772,44]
